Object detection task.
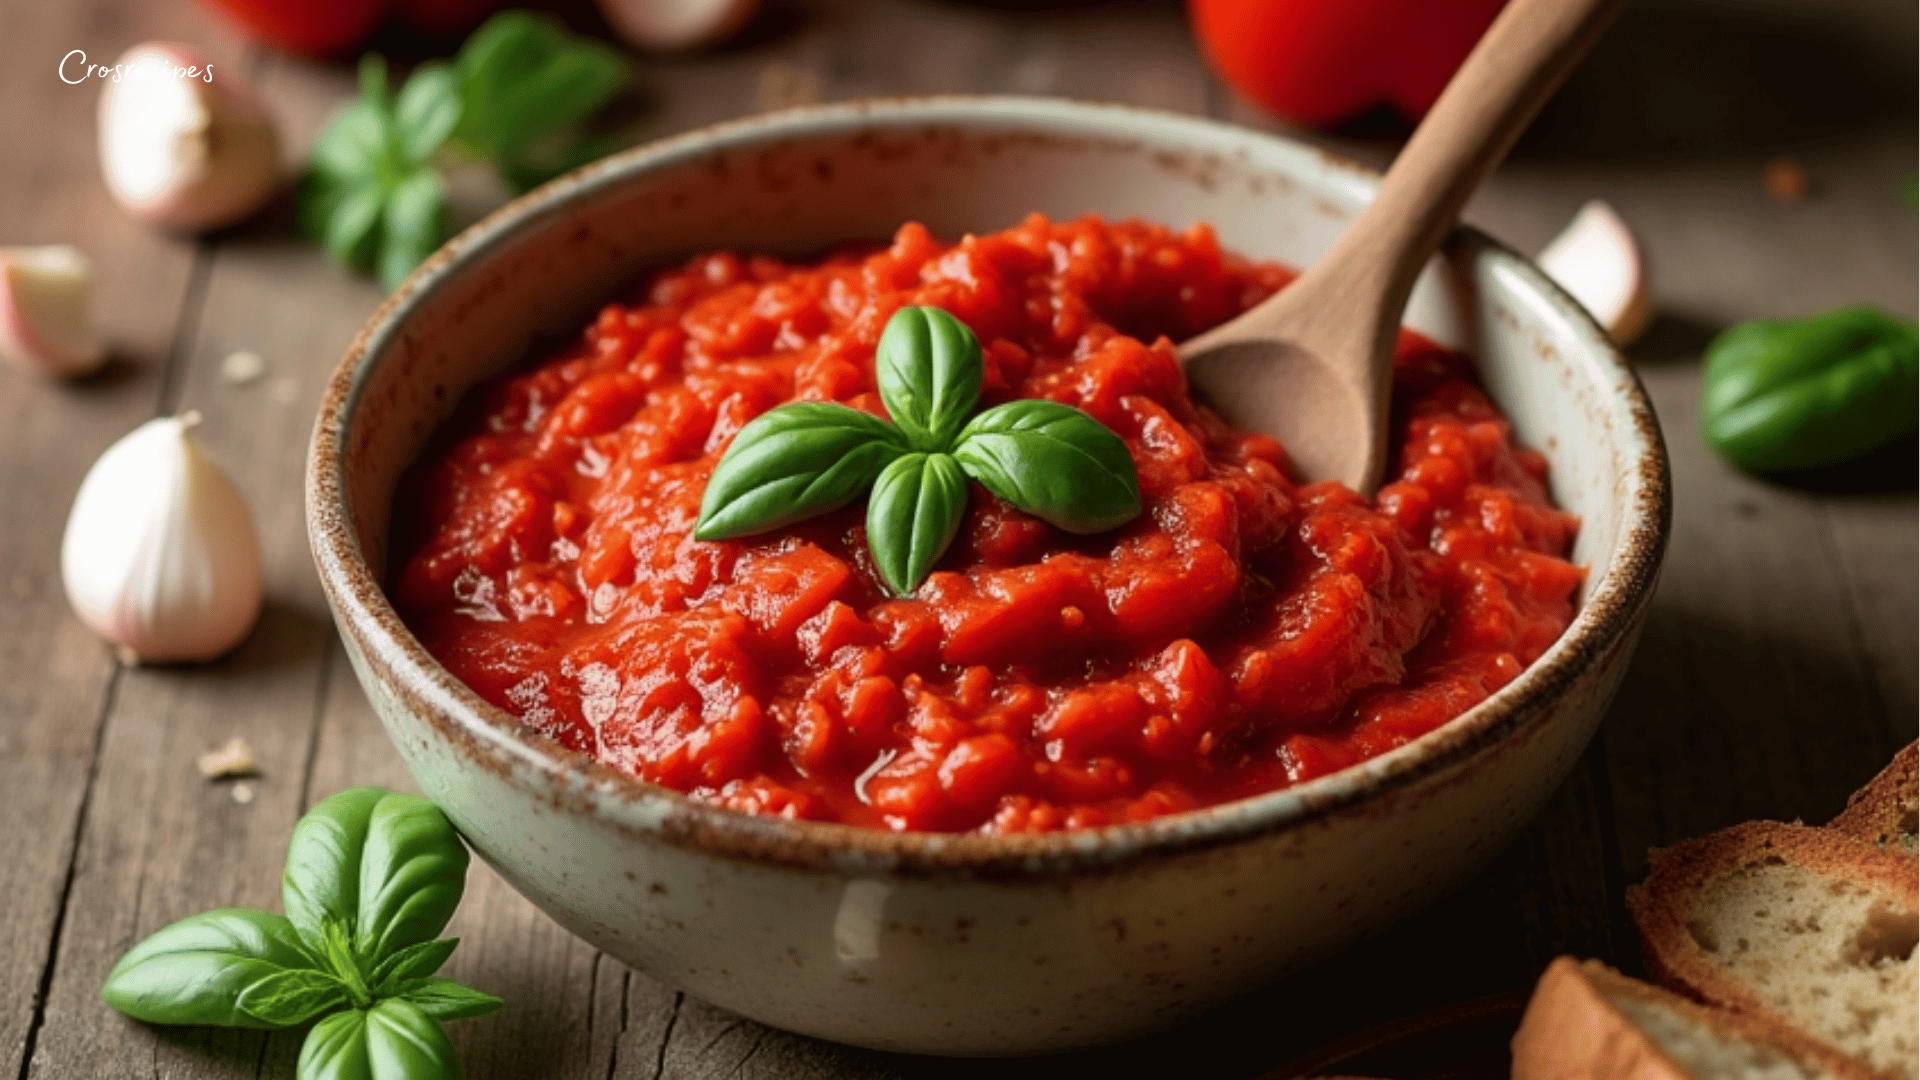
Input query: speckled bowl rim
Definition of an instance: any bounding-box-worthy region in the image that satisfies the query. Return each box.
[308,96,1671,879]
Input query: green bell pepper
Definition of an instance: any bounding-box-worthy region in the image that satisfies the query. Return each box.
[1699,306,1918,473]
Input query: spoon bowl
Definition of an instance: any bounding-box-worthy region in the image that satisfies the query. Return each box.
[1183,0,1625,492]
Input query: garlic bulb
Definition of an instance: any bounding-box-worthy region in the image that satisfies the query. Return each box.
[1537,199,1652,348]
[0,245,106,377]
[97,43,280,232]
[61,414,263,663]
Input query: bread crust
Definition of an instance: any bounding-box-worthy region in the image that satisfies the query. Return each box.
[1829,742,1919,855]
[1626,821,1919,1079]
[1513,957,1881,1080]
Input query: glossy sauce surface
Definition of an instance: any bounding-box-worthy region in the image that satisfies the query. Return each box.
[393,215,1582,833]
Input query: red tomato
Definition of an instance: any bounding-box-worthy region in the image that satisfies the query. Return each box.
[1189,0,1509,129]
[195,0,386,55]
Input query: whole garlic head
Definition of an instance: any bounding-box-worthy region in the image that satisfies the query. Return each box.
[61,414,263,663]
[97,43,280,233]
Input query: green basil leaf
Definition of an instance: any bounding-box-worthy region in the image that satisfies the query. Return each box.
[309,101,388,185]
[283,789,469,968]
[395,977,506,1021]
[876,306,983,450]
[359,54,392,115]
[285,788,386,950]
[394,62,461,167]
[297,171,349,245]
[296,999,460,1079]
[299,1009,372,1080]
[492,48,625,163]
[368,999,461,1078]
[1701,307,1919,472]
[236,968,352,1027]
[453,10,626,189]
[451,10,549,154]
[323,182,385,273]
[952,400,1142,534]
[378,170,445,292]
[103,909,320,1029]
[354,795,470,963]
[866,452,969,597]
[695,403,907,541]
[371,938,458,993]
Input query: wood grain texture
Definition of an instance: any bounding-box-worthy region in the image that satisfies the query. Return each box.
[0,0,1913,1077]
[0,0,234,1075]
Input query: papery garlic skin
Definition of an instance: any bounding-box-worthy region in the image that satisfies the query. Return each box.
[97,43,280,233]
[0,246,106,377]
[61,416,263,663]
[1537,199,1652,348]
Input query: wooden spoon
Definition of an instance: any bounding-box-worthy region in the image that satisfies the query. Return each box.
[1180,0,1625,493]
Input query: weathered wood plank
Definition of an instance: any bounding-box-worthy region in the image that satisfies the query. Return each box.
[0,0,233,1074]
[22,39,380,1080]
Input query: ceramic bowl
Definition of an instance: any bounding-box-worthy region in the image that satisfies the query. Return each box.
[307,97,1669,1056]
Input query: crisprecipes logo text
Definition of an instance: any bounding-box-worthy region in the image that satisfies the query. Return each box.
[60,50,216,84]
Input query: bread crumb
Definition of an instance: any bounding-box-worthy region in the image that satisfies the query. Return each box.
[231,782,255,805]
[1765,157,1812,202]
[219,349,265,385]
[197,737,258,779]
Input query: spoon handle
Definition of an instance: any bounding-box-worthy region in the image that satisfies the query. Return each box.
[1337,0,1625,324]
[1214,0,1624,377]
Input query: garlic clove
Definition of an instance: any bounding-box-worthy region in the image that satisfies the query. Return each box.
[97,43,281,233]
[61,414,264,664]
[595,0,759,52]
[0,245,105,377]
[1537,199,1652,348]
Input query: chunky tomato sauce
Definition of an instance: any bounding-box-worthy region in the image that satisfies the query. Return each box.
[393,215,1581,833]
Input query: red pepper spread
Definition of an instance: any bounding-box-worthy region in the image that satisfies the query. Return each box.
[393,214,1582,833]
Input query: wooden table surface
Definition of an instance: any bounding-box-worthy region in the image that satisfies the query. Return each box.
[3,0,1914,1076]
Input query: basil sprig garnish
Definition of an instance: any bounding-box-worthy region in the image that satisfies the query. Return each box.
[103,789,501,1080]
[695,306,1144,596]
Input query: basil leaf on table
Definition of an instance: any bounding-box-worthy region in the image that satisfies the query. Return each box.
[877,305,983,449]
[694,403,907,541]
[299,1009,374,1080]
[297,1001,461,1080]
[1700,306,1919,473]
[103,788,499,1080]
[867,452,970,597]
[282,788,469,967]
[320,182,387,273]
[378,170,447,291]
[356,792,470,963]
[370,937,460,993]
[236,968,354,1027]
[393,977,507,1021]
[300,57,459,289]
[393,62,462,167]
[283,787,384,948]
[101,909,319,1028]
[452,10,627,191]
[953,400,1143,533]
[308,100,388,187]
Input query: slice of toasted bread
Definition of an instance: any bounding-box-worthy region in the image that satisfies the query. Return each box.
[1513,957,1879,1080]
[1830,742,1919,856]
[1626,822,1918,1080]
